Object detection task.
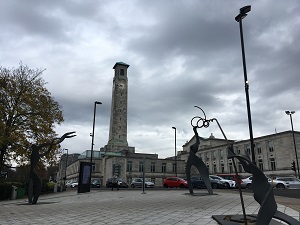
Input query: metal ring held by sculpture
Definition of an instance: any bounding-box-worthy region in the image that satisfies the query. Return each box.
[191,106,208,128]
[191,116,203,128]
[203,120,210,128]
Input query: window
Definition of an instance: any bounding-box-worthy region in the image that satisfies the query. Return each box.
[151,178,155,184]
[258,159,263,171]
[162,163,166,173]
[151,162,156,172]
[120,69,124,76]
[126,161,132,172]
[256,143,262,154]
[219,150,223,159]
[234,146,241,154]
[205,152,209,161]
[220,164,225,173]
[92,164,96,173]
[139,161,143,172]
[213,164,217,173]
[270,158,276,170]
[268,141,274,152]
[172,163,176,173]
[212,151,216,160]
[229,162,233,173]
[238,163,243,172]
[245,144,251,155]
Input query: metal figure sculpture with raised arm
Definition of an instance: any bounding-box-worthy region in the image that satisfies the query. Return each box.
[186,106,212,195]
[28,131,76,204]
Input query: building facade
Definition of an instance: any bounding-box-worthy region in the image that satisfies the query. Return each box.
[180,131,300,178]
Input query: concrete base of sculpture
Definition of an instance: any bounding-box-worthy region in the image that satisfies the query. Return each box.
[212,214,282,225]
[212,211,300,225]
[182,192,218,197]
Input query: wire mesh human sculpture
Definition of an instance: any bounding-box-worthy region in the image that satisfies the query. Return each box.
[28,131,76,204]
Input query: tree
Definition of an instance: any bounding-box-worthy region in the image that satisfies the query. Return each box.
[0,63,64,173]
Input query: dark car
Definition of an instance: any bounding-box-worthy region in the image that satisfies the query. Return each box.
[91,179,101,188]
[106,178,128,188]
[190,176,226,189]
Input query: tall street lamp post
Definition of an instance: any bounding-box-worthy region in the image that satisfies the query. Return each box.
[285,111,300,178]
[64,148,68,190]
[172,127,177,177]
[235,5,256,164]
[90,101,102,163]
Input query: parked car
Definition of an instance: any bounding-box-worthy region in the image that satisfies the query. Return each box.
[131,178,155,188]
[217,174,242,186]
[91,179,101,188]
[209,175,236,188]
[70,182,78,188]
[106,178,128,188]
[163,177,188,188]
[240,176,252,189]
[66,181,78,188]
[241,176,290,189]
[269,177,289,189]
[274,177,299,188]
[191,176,226,189]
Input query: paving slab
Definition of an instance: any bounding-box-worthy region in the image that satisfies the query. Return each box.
[0,189,299,224]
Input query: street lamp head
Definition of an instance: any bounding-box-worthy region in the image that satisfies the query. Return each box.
[240,5,251,14]
[95,101,102,105]
[172,127,176,130]
[235,5,251,22]
[285,110,295,115]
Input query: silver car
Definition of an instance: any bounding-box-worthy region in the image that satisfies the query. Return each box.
[274,177,300,189]
[241,176,289,189]
[209,175,236,188]
[131,178,155,188]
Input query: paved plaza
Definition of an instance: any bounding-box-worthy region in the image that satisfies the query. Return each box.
[0,189,299,225]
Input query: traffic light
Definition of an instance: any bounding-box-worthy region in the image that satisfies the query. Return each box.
[291,161,296,172]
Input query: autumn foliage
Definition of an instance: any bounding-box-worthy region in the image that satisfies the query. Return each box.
[0,63,64,172]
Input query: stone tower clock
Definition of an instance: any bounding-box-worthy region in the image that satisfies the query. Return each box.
[106,62,130,152]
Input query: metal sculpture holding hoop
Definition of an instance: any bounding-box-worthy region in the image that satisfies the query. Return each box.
[186,106,213,195]
[188,106,248,222]
[28,131,76,204]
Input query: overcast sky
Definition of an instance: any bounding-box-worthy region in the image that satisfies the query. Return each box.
[1,0,299,158]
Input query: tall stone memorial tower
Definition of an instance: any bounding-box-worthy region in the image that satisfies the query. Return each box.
[102,62,135,153]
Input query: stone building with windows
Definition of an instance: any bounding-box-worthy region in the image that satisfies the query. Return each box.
[180,131,300,178]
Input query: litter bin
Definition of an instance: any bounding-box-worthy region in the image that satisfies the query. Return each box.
[11,186,18,200]
[17,188,25,199]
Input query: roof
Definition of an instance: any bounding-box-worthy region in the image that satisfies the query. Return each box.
[113,62,130,69]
